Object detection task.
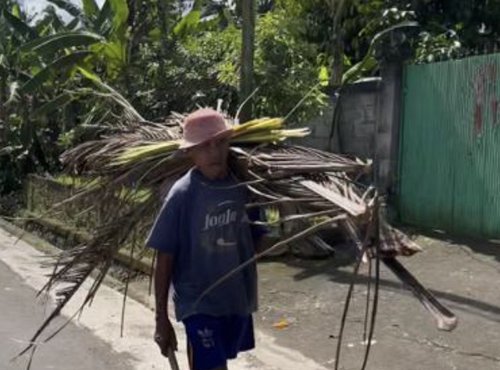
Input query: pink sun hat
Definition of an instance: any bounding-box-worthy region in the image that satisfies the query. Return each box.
[179,108,234,149]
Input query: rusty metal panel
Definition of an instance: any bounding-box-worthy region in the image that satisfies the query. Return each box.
[398,54,500,238]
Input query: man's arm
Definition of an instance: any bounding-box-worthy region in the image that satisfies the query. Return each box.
[154,251,177,356]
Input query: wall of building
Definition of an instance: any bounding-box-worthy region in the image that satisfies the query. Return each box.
[297,78,381,162]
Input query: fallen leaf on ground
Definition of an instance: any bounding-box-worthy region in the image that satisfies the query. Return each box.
[272,319,289,329]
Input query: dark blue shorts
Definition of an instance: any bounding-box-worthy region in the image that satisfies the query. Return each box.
[183,314,255,370]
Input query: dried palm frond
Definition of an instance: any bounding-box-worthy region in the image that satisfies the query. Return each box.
[17,102,456,370]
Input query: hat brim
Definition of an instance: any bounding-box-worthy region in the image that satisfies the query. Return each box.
[178,127,234,150]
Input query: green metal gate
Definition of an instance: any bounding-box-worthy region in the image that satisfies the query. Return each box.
[398,53,500,238]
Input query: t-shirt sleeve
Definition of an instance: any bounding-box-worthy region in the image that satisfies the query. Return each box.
[145,189,182,255]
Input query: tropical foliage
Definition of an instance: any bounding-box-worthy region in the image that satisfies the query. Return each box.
[2,0,500,195]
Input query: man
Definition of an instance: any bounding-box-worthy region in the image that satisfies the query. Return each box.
[146,108,265,370]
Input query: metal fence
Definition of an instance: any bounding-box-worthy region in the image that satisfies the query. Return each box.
[398,53,500,238]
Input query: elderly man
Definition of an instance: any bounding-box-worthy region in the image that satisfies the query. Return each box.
[147,108,265,370]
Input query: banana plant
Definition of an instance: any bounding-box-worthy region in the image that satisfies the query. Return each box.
[41,0,130,81]
[0,1,122,193]
[2,0,133,120]
[0,3,45,192]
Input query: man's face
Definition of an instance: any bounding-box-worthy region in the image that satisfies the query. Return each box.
[187,136,230,179]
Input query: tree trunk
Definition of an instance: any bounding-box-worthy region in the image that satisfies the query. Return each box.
[327,0,346,151]
[0,74,6,123]
[330,0,346,87]
[157,0,170,77]
[239,0,256,123]
[155,0,171,115]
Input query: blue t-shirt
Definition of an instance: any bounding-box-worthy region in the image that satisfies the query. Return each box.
[146,168,263,321]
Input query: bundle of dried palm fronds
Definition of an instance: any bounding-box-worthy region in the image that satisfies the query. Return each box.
[17,99,457,370]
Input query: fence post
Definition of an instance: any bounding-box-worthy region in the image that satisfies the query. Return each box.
[374,61,404,199]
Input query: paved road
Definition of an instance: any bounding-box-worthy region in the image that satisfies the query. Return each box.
[0,260,135,370]
[255,235,500,370]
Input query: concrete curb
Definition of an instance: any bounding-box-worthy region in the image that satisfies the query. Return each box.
[0,217,155,311]
[0,217,60,255]
[20,210,154,275]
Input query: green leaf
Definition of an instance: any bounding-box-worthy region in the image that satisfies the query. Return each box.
[5,81,20,105]
[37,13,58,33]
[318,66,329,87]
[20,51,93,94]
[342,56,377,85]
[41,7,65,31]
[77,66,102,83]
[31,93,74,117]
[94,40,126,76]
[0,55,7,72]
[47,0,82,19]
[370,20,418,48]
[20,32,104,55]
[2,9,37,39]
[342,20,418,86]
[148,27,161,41]
[100,40,126,63]
[343,54,352,68]
[109,0,129,33]
[66,18,80,30]
[173,10,201,37]
[11,3,21,18]
[82,0,99,19]
[95,0,112,33]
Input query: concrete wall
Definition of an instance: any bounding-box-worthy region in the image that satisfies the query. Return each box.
[297,68,403,197]
[297,78,381,161]
[374,63,403,195]
[295,99,335,152]
[336,78,381,159]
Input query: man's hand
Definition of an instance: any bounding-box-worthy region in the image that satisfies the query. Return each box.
[154,317,178,357]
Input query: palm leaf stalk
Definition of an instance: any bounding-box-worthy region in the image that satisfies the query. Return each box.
[17,106,457,370]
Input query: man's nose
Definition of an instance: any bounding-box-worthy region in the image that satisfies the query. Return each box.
[206,141,220,155]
